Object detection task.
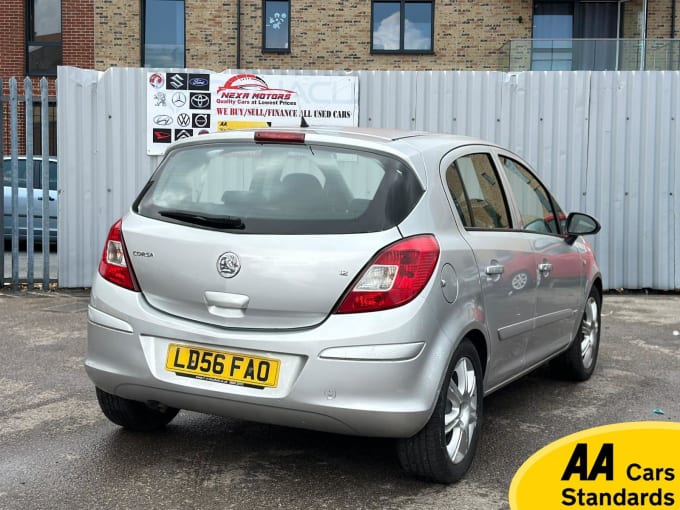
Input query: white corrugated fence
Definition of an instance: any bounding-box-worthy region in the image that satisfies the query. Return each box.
[57,66,680,290]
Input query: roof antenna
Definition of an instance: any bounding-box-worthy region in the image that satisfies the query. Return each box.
[300,116,309,128]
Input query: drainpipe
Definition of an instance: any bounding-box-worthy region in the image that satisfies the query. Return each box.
[672,0,676,38]
[236,0,242,69]
[640,0,648,70]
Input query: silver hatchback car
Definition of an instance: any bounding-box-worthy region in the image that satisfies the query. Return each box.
[86,128,602,483]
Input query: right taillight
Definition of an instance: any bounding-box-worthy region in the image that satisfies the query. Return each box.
[335,235,440,314]
[98,219,140,292]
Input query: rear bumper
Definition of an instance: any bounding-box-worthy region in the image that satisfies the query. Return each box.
[85,273,454,438]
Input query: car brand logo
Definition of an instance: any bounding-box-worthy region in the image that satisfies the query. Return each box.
[174,129,194,140]
[189,77,208,87]
[198,129,210,135]
[217,252,241,278]
[188,74,210,91]
[167,73,187,90]
[152,128,172,143]
[171,92,187,108]
[153,91,167,107]
[192,113,210,128]
[153,114,173,126]
[149,73,164,89]
[177,113,191,127]
[190,93,211,109]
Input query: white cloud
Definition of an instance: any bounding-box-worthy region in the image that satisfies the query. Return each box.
[373,12,400,50]
[373,12,431,51]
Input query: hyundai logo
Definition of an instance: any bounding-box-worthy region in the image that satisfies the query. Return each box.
[153,114,173,126]
[217,252,241,278]
[189,77,209,87]
[190,93,210,109]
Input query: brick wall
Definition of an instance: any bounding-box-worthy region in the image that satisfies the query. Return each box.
[95,0,534,72]
[1,0,94,155]
[94,0,140,68]
[93,0,680,73]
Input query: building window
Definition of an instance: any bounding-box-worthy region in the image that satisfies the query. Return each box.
[143,0,185,67]
[371,0,433,53]
[263,1,290,52]
[26,0,62,76]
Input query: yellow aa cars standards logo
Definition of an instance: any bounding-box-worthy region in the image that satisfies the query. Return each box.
[509,422,680,509]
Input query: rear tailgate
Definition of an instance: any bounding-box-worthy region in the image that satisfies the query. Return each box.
[124,215,402,330]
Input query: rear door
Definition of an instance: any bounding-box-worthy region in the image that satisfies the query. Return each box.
[497,154,584,366]
[440,147,537,390]
[126,139,423,330]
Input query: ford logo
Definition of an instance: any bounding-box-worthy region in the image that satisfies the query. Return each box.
[190,77,209,87]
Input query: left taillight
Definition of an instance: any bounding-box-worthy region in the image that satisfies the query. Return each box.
[335,235,440,314]
[98,219,140,292]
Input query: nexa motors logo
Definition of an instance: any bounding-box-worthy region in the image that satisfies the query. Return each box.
[216,74,295,102]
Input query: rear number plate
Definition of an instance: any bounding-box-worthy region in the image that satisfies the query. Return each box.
[165,344,280,388]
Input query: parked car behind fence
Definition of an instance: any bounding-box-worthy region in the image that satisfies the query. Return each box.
[2,156,58,245]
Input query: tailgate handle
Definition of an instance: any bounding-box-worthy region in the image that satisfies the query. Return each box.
[204,291,250,309]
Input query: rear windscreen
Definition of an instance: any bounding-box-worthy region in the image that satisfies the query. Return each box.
[134,142,423,234]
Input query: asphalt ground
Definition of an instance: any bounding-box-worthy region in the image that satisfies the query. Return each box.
[0,290,678,510]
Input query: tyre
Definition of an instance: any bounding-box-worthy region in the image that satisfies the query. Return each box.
[397,339,483,483]
[552,287,601,381]
[96,387,179,432]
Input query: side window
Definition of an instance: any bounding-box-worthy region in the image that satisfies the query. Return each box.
[500,157,561,234]
[446,153,511,229]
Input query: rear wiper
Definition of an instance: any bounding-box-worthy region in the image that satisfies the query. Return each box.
[158,209,245,230]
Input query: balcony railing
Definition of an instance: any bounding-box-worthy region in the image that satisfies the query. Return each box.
[500,39,680,71]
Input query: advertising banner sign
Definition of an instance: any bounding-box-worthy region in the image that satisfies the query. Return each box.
[146,72,358,155]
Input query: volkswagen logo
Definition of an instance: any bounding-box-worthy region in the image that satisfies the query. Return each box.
[190,93,210,109]
[217,252,241,278]
[153,114,173,126]
[172,92,187,107]
[177,113,191,127]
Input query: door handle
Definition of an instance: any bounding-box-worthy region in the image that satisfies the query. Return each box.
[486,265,504,275]
[38,197,55,201]
[485,264,504,282]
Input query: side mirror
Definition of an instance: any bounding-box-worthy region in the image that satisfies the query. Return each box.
[565,212,601,244]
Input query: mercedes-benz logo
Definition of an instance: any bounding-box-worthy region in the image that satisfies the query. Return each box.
[217,252,241,278]
[172,92,187,107]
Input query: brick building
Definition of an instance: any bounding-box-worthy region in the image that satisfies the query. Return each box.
[1,0,94,155]
[2,0,679,155]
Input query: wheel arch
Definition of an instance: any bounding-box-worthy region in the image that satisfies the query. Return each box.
[461,327,488,377]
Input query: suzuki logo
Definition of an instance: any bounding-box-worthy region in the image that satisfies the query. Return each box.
[168,73,186,89]
[217,252,241,278]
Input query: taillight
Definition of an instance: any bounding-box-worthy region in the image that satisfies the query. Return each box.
[335,235,439,314]
[98,219,140,292]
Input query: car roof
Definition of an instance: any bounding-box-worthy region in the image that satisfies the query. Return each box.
[166,126,492,152]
